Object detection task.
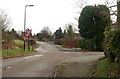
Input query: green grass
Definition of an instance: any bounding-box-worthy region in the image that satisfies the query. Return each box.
[14,40,24,46]
[2,39,37,58]
[55,63,64,77]
[93,59,118,77]
[2,46,37,57]
[15,40,24,44]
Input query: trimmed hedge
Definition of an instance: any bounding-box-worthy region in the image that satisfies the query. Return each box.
[79,38,104,51]
[79,39,86,49]
[86,39,94,51]
[79,39,94,51]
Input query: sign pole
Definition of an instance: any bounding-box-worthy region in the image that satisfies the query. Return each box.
[7,45,8,54]
[28,36,30,51]
[32,44,33,51]
[26,29,32,52]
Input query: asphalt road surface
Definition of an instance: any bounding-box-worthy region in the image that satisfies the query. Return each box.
[2,41,104,77]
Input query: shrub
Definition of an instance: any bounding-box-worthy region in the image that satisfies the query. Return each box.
[79,38,103,51]
[79,39,94,50]
[79,39,86,49]
[30,40,36,45]
[86,39,94,51]
[104,26,120,74]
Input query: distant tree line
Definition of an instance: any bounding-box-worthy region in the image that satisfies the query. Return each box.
[36,26,52,41]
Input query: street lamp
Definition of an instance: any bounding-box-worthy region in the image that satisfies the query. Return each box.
[93,18,96,51]
[24,5,34,51]
[75,37,77,51]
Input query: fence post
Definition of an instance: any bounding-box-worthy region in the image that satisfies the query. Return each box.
[7,45,8,54]
[32,44,33,51]
[21,45,23,53]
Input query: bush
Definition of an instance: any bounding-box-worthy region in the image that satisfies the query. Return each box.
[104,26,120,62]
[104,26,120,73]
[54,39,64,45]
[79,38,103,51]
[79,39,86,49]
[79,39,94,51]
[107,51,115,62]
[103,43,108,58]
[38,36,43,41]
[30,40,36,45]
[86,39,94,51]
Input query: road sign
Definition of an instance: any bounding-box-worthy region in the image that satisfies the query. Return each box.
[24,36,26,40]
[25,29,32,36]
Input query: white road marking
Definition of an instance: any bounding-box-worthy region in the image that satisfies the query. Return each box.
[84,53,104,55]
[34,55,43,57]
[65,52,71,53]
[24,55,43,59]
[25,60,33,62]
[36,48,48,52]
[6,66,12,70]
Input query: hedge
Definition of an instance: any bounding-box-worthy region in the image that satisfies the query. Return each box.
[86,39,94,51]
[79,39,86,49]
[79,39,94,51]
[104,26,120,73]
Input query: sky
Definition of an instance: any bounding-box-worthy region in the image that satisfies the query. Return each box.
[0,0,117,34]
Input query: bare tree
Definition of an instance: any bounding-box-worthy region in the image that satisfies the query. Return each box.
[104,0,117,23]
[40,26,52,38]
[71,0,88,33]
[73,0,87,21]
[0,10,14,49]
[104,0,116,6]
[17,30,22,36]
[0,10,11,31]
[117,0,120,26]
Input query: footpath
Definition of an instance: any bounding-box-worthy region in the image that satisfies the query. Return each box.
[54,48,104,77]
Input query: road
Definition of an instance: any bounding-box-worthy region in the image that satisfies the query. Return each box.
[2,41,104,77]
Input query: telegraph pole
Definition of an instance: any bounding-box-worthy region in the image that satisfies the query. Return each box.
[93,18,96,51]
[23,5,34,51]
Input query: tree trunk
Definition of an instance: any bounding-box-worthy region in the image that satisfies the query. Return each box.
[117,0,120,27]
[117,0,120,74]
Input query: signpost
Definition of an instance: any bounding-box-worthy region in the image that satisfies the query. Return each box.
[7,45,8,54]
[75,37,76,51]
[21,45,23,53]
[32,44,33,51]
[25,29,32,51]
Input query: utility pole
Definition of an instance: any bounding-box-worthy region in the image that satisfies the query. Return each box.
[23,5,34,51]
[93,18,96,51]
[24,6,26,51]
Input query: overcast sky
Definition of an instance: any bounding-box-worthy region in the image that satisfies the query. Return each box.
[0,0,117,34]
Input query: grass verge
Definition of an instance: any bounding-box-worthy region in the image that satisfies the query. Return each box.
[2,46,37,59]
[2,39,38,59]
[92,59,119,77]
[55,63,64,77]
